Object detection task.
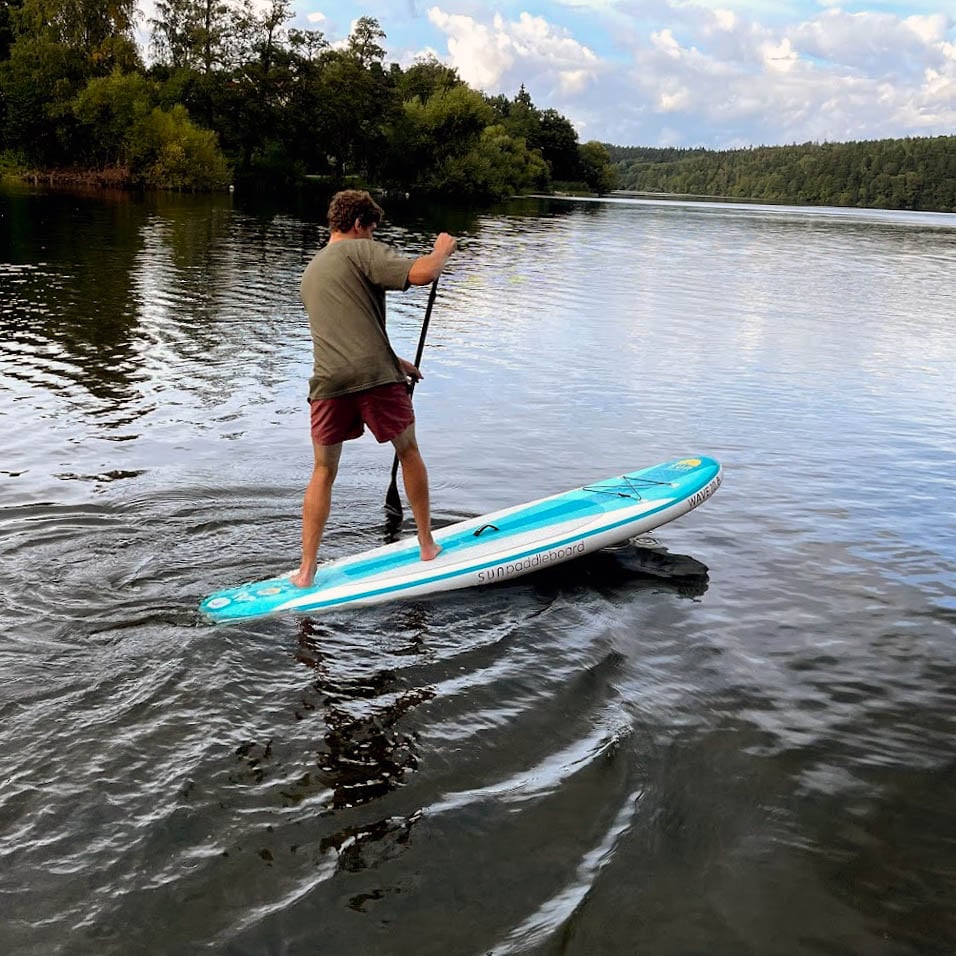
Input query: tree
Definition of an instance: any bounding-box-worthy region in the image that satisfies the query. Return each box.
[219,0,296,175]
[286,47,390,180]
[230,0,293,73]
[0,0,233,187]
[502,83,540,145]
[71,68,153,165]
[276,18,394,180]
[537,108,579,181]
[1,0,143,164]
[149,0,200,70]
[16,0,140,73]
[0,0,22,62]
[347,15,386,67]
[128,104,230,188]
[280,28,331,172]
[392,84,494,186]
[396,54,460,103]
[287,25,327,63]
[0,33,75,162]
[579,140,617,194]
[610,137,956,212]
[437,123,548,198]
[484,92,512,123]
[148,0,232,130]
[196,0,232,74]
[389,83,548,199]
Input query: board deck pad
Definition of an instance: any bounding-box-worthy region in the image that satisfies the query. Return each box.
[199,456,722,623]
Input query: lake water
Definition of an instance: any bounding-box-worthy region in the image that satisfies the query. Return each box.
[1,184,955,955]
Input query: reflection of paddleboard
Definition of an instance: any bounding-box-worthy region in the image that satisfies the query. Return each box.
[199,456,722,624]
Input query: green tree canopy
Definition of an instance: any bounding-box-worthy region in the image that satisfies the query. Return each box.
[612,137,956,212]
[442,123,547,198]
[347,15,386,67]
[17,0,141,73]
[71,68,153,165]
[128,103,230,188]
[579,140,617,194]
[1,0,142,163]
[0,8,610,200]
[396,54,461,103]
[538,108,580,181]
[0,0,22,62]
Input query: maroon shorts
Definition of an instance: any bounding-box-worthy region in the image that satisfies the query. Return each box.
[309,382,414,446]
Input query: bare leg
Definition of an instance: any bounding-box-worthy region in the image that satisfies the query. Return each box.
[290,441,343,588]
[391,424,441,561]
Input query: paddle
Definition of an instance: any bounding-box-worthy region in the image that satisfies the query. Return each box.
[384,277,439,528]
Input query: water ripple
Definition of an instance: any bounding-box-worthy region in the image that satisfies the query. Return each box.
[2,189,955,955]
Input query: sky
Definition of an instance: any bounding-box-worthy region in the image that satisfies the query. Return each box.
[138,1,956,149]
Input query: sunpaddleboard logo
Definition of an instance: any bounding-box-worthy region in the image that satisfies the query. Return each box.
[675,458,702,469]
[477,542,586,584]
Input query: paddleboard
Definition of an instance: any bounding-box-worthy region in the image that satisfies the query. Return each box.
[199,456,721,623]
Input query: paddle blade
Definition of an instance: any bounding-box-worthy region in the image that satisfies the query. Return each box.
[384,484,402,540]
[384,455,402,522]
[384,481,402,517]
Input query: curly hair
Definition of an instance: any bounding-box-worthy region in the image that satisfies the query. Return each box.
[327,190,384,233]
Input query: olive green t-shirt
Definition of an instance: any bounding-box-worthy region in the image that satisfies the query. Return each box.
[301,239,413,400]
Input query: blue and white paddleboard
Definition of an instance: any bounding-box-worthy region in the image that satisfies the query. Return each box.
[199,456,722,623]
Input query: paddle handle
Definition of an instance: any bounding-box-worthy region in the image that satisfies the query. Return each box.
[411,279,439,373]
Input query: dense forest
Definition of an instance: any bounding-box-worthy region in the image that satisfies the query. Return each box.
[0,0,616,197]
[607,139,956,213]
[2,2,954,209]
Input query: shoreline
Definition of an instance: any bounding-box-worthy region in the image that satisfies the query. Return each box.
[15,166,134,188]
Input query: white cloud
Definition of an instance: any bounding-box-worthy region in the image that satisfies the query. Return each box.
[584,3,956,145]
[659,88,692,112]
[426,6,600,99]
[713,10,738,32]
[558,69,592,94]
[761,37,798,73]
[425,10,514,89]
[540,0,944,147]
[790,10,943,78]
[651,29,682,59]
[903,14,949,46]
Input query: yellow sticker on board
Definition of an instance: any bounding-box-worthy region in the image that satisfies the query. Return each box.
[675,458,702,468]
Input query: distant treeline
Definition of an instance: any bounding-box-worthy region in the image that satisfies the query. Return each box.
[4,2,953,209]
[0,1,616,197]
[606,139,956,213]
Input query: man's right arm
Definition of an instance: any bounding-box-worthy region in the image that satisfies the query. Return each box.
[408,233,457,286]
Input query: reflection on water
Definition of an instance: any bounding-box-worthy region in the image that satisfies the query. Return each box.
[295,618,436,812]
[1,185,955,955]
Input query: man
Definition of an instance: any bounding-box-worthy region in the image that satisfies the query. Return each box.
[290,190,457,588]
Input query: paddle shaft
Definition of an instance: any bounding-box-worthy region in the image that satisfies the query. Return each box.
[385,278,439,519]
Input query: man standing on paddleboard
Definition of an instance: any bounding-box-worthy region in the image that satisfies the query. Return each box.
[290,190,457,589]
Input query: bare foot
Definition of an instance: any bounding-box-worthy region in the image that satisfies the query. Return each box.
[420,541,442,562]
[289,566,316,588]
